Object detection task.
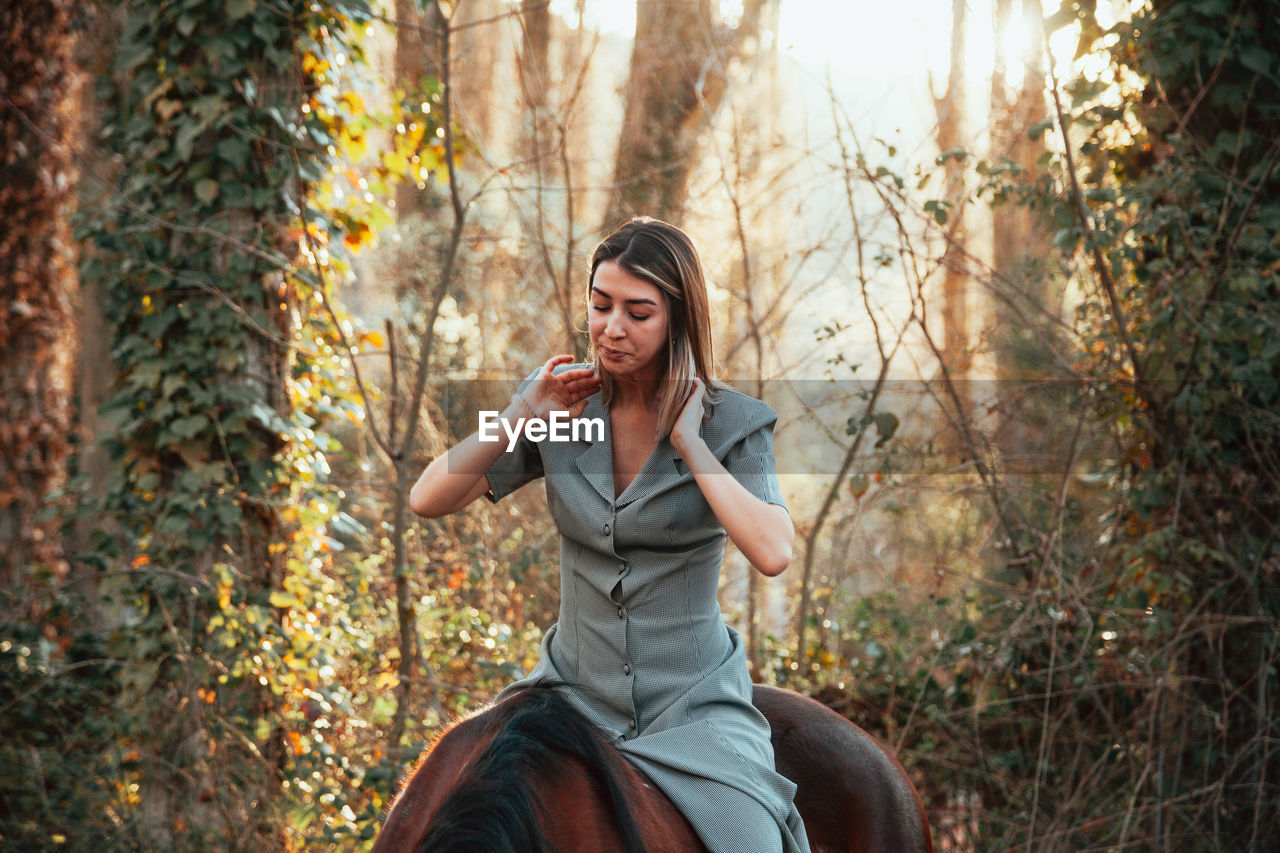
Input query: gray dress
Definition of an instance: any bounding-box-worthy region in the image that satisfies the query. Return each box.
[484,365,811,853]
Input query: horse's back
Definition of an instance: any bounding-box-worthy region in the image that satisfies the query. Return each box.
[754,684,933,853]
[373,685,702,853]
[374,684,931,853]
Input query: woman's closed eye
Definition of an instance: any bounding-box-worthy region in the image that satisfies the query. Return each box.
[592,304,650,321]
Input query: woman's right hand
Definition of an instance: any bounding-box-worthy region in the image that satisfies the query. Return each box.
[513,354,601,420]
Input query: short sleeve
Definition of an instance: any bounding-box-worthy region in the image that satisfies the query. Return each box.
[483,368,545,503]
[723,418,787,510]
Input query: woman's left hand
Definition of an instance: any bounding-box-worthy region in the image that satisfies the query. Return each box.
[669,377,706,455]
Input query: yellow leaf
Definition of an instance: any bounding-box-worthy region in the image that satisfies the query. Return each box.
[375,671,399,691]
[343,222,372,251]
[269,590,300,608]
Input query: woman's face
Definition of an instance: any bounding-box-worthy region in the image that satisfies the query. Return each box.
[589,260,670,382]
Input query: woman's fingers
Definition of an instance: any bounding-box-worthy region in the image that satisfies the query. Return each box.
[566,372,602,400]
[522,357,600,418]
[540,353,574,379]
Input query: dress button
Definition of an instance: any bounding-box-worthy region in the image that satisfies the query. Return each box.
[617,606,626,619]
[630,719,637,730]
[603,523,611,535]
[623,663,631,676]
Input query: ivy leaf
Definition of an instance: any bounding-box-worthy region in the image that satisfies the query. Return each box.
[174,120,202,163]
[115,38,151,73]
[216,137,251,169]
[873,412,900,448]
[169,415,210,441]
[161,374,185,399]
[1239,46,1276,81]
[195,179,220,204]
[848,472,870,500]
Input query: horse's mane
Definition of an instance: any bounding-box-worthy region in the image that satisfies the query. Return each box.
[414,683,647,853]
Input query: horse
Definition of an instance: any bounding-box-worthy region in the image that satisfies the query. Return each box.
[371,682,933,853]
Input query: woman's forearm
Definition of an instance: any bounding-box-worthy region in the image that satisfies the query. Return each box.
[673,434,794,576]
[409,396,534,518]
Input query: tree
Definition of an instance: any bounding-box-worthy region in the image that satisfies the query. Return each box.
[0,0,78,596]
[83,1,371,846]
[605,0,775,227]
[932,0,971,378]
[393,0,446,218]
[988,0,1053,385]
[1056,0,1280,844]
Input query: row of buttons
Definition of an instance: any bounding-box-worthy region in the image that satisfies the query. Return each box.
[607,512,635,735]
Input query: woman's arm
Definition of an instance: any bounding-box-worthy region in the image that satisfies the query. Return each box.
[409,394,535,518]
[669,379,794,577]
[409,355,600,518]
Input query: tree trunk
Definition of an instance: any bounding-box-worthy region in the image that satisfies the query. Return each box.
[605,0,773,227]
[934,0,969,378]
[990,0,1050,382]
[0,0,78,597]
[394,0,445,218]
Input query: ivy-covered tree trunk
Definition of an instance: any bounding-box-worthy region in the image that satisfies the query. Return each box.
[0,0,78,596]
[89,1,365,847]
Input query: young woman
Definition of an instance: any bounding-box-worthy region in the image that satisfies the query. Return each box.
[409,218,810,853]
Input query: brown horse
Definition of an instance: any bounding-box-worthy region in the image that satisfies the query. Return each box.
[372,682,933,853]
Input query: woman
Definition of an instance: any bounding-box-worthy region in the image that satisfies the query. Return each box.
[409,218,810,853]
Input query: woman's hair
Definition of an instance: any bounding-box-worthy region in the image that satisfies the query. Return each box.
[589,217,726,438]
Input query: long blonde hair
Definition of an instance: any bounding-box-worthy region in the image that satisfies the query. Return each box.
[588,217,726,438]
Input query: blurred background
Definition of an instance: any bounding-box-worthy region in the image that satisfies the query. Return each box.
[3,0,1277,849]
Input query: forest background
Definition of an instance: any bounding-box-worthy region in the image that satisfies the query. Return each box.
[2,0,1277,850]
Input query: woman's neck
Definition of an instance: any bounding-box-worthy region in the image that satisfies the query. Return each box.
[610,373,661,412]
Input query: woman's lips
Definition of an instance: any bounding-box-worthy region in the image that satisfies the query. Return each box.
[600,346,628,358]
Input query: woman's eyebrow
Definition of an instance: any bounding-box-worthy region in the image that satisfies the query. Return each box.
[591,286,658,306]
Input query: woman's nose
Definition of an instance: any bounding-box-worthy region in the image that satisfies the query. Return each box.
[604,310,625,337]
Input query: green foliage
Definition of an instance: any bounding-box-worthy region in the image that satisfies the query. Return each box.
[3,2,530,845]
[782,2,1280,848]
[12,0,386,848]
[844,1,1279,847]
[0,602,121,849]
[1063,4,1280,843]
